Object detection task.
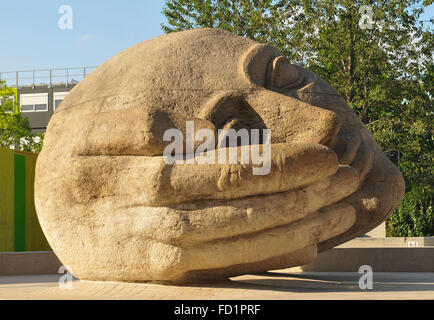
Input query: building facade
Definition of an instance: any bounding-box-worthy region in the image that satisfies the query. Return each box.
[1,67,96,134]
[18,84,76,134]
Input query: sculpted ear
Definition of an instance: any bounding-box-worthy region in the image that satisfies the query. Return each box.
[239,44,284,88]
[266,56,304,91]
[72,107,215,156]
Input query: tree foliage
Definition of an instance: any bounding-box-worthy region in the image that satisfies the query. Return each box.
[0,80,43,153]
[387,185,433,236]
[162,0,433,236]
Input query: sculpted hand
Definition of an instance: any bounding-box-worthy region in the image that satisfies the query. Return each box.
[46,102,358,282]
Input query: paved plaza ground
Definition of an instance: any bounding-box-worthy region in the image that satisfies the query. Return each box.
[0,270,433,300]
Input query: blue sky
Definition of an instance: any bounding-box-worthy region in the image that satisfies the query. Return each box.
[0,0,167,73]
[0,0,432,75]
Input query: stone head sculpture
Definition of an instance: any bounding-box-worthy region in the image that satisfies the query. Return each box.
[35,28,404,283]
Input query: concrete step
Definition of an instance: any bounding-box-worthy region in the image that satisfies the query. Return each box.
[1,246,433,276]
[290,247,434,272]
[0,251,62,275]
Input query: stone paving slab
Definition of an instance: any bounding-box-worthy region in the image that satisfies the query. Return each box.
[0,271,433,300]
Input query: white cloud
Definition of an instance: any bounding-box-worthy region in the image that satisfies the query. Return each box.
[75,33,95,47]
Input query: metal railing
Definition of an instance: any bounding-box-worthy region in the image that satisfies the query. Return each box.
[0,66,98,89]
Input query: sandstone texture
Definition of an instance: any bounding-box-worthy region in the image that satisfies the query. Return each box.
[34,28,405,283]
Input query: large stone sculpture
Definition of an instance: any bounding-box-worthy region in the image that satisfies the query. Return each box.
[34,28,405,283]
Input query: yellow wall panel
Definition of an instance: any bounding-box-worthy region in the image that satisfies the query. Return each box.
[0,148,15,251]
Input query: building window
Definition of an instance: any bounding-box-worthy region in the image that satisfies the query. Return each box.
[21,105,34,112]
[35,104,48,111]
[53,92,68,110]
[20,93,48,112]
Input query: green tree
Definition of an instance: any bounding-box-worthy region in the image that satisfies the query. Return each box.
[0,80,43,153]
[382,60,433,236]
[162,0,433,236]
[388,185,433,236]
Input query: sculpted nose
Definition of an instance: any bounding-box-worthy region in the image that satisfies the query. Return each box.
[284,78,367,164]
[246,89,341,147]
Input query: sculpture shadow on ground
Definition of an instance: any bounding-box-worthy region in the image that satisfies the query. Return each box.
[179,272,434,293]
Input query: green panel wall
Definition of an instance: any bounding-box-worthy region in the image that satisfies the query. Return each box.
[0,148,51,252]
[0,148,15,251]
[14,154,26,251]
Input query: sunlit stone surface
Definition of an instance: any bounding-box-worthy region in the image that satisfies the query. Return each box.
[35,28,404,283]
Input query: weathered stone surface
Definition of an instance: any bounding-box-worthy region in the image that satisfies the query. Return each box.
[34,28,405,283]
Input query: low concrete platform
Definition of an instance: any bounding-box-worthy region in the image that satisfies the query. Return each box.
[0,271,433,300]
[2,246,432,276]
[0,252,62,275]
[338,236,434,247]
[294,247,434,272]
